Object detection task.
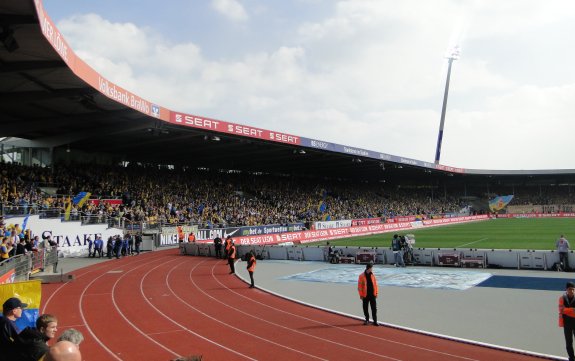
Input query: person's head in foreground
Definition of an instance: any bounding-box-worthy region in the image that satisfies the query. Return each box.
[44,340,82,361]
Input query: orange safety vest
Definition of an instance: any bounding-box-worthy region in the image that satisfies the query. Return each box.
[559,294,575,327]
[358,272,378,298]
[187,234,195,243]
[229,245,236,259]
[177,226,184,242]
[247,255,256,272]
[225,239,232,251]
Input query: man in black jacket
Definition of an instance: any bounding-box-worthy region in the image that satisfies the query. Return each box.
[0,297,28,361]
[214,237,222,259]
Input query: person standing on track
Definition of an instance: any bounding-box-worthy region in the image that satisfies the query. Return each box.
[224,236,232,259]
[93,235,103,258]
[228,240,237,274]
[177,226,185,244]
[214,236,222,259]
[559,282,575,361]
[358,262,379,326]
[246,251,256,288]
[134,233,142,256]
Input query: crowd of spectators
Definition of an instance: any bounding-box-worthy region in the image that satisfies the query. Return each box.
[1,163,468,228]
[2,162,573,229]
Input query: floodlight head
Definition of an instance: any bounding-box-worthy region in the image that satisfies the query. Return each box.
[446,45,460,60]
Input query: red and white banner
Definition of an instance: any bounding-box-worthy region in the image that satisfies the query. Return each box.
[387,216,420,223]
[314,219,352,230]
[351,218,382,226]
[497,213,575,219]
[169,112,301,146]
[235,215,488,246]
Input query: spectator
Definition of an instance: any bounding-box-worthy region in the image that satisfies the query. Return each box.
[0,297,28,359]
[57,328,84,347]
[15,314,58,361]
[0,237,11,260]
[15,236,27,256]
[44,340,82,361]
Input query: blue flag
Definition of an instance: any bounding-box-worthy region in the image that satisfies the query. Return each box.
[21,213,30,231]
[72,192,91,207]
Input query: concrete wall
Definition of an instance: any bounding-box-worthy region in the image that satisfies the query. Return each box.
[180,243,570,271]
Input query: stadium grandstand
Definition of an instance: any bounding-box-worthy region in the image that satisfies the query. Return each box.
[3,2,575,360]
[1,0,575,230]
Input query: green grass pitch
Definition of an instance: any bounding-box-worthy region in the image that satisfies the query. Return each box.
[311,218,575,250]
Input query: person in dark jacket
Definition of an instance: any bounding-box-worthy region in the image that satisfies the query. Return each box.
[214,237,223,259]
[106,236,114,259]
[15,237,27,256]
[0,297,28,361]
[113,235,123,259]
[15,314,58,361]
[134,234,142,255]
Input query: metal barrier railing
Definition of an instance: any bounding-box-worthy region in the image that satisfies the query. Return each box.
[38,207,62,219]
[0,247,59,282]
[80,215,107,225]
[0,203,39,217]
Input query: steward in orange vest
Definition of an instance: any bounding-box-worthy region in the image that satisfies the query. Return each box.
[246,252,256,288]
[187,233,196,243]
[559,281,575,360]
[228,241,236,274]
[357,262,378,326]
[224,236,232,259]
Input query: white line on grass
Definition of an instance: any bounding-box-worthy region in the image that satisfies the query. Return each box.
[456,238,488,248]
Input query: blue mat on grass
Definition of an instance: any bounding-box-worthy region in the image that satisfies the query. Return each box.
[477,275,574,291]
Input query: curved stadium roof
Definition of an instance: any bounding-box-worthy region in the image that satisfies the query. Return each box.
[1,0,574,186]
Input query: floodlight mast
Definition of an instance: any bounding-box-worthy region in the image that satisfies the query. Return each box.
[434,46,460,164]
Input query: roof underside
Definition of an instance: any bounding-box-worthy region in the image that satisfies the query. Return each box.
[1,0,574,187]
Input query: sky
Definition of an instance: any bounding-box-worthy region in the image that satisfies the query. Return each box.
[42,0,575,171]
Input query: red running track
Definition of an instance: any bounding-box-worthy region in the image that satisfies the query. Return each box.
[41,249,551,361]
